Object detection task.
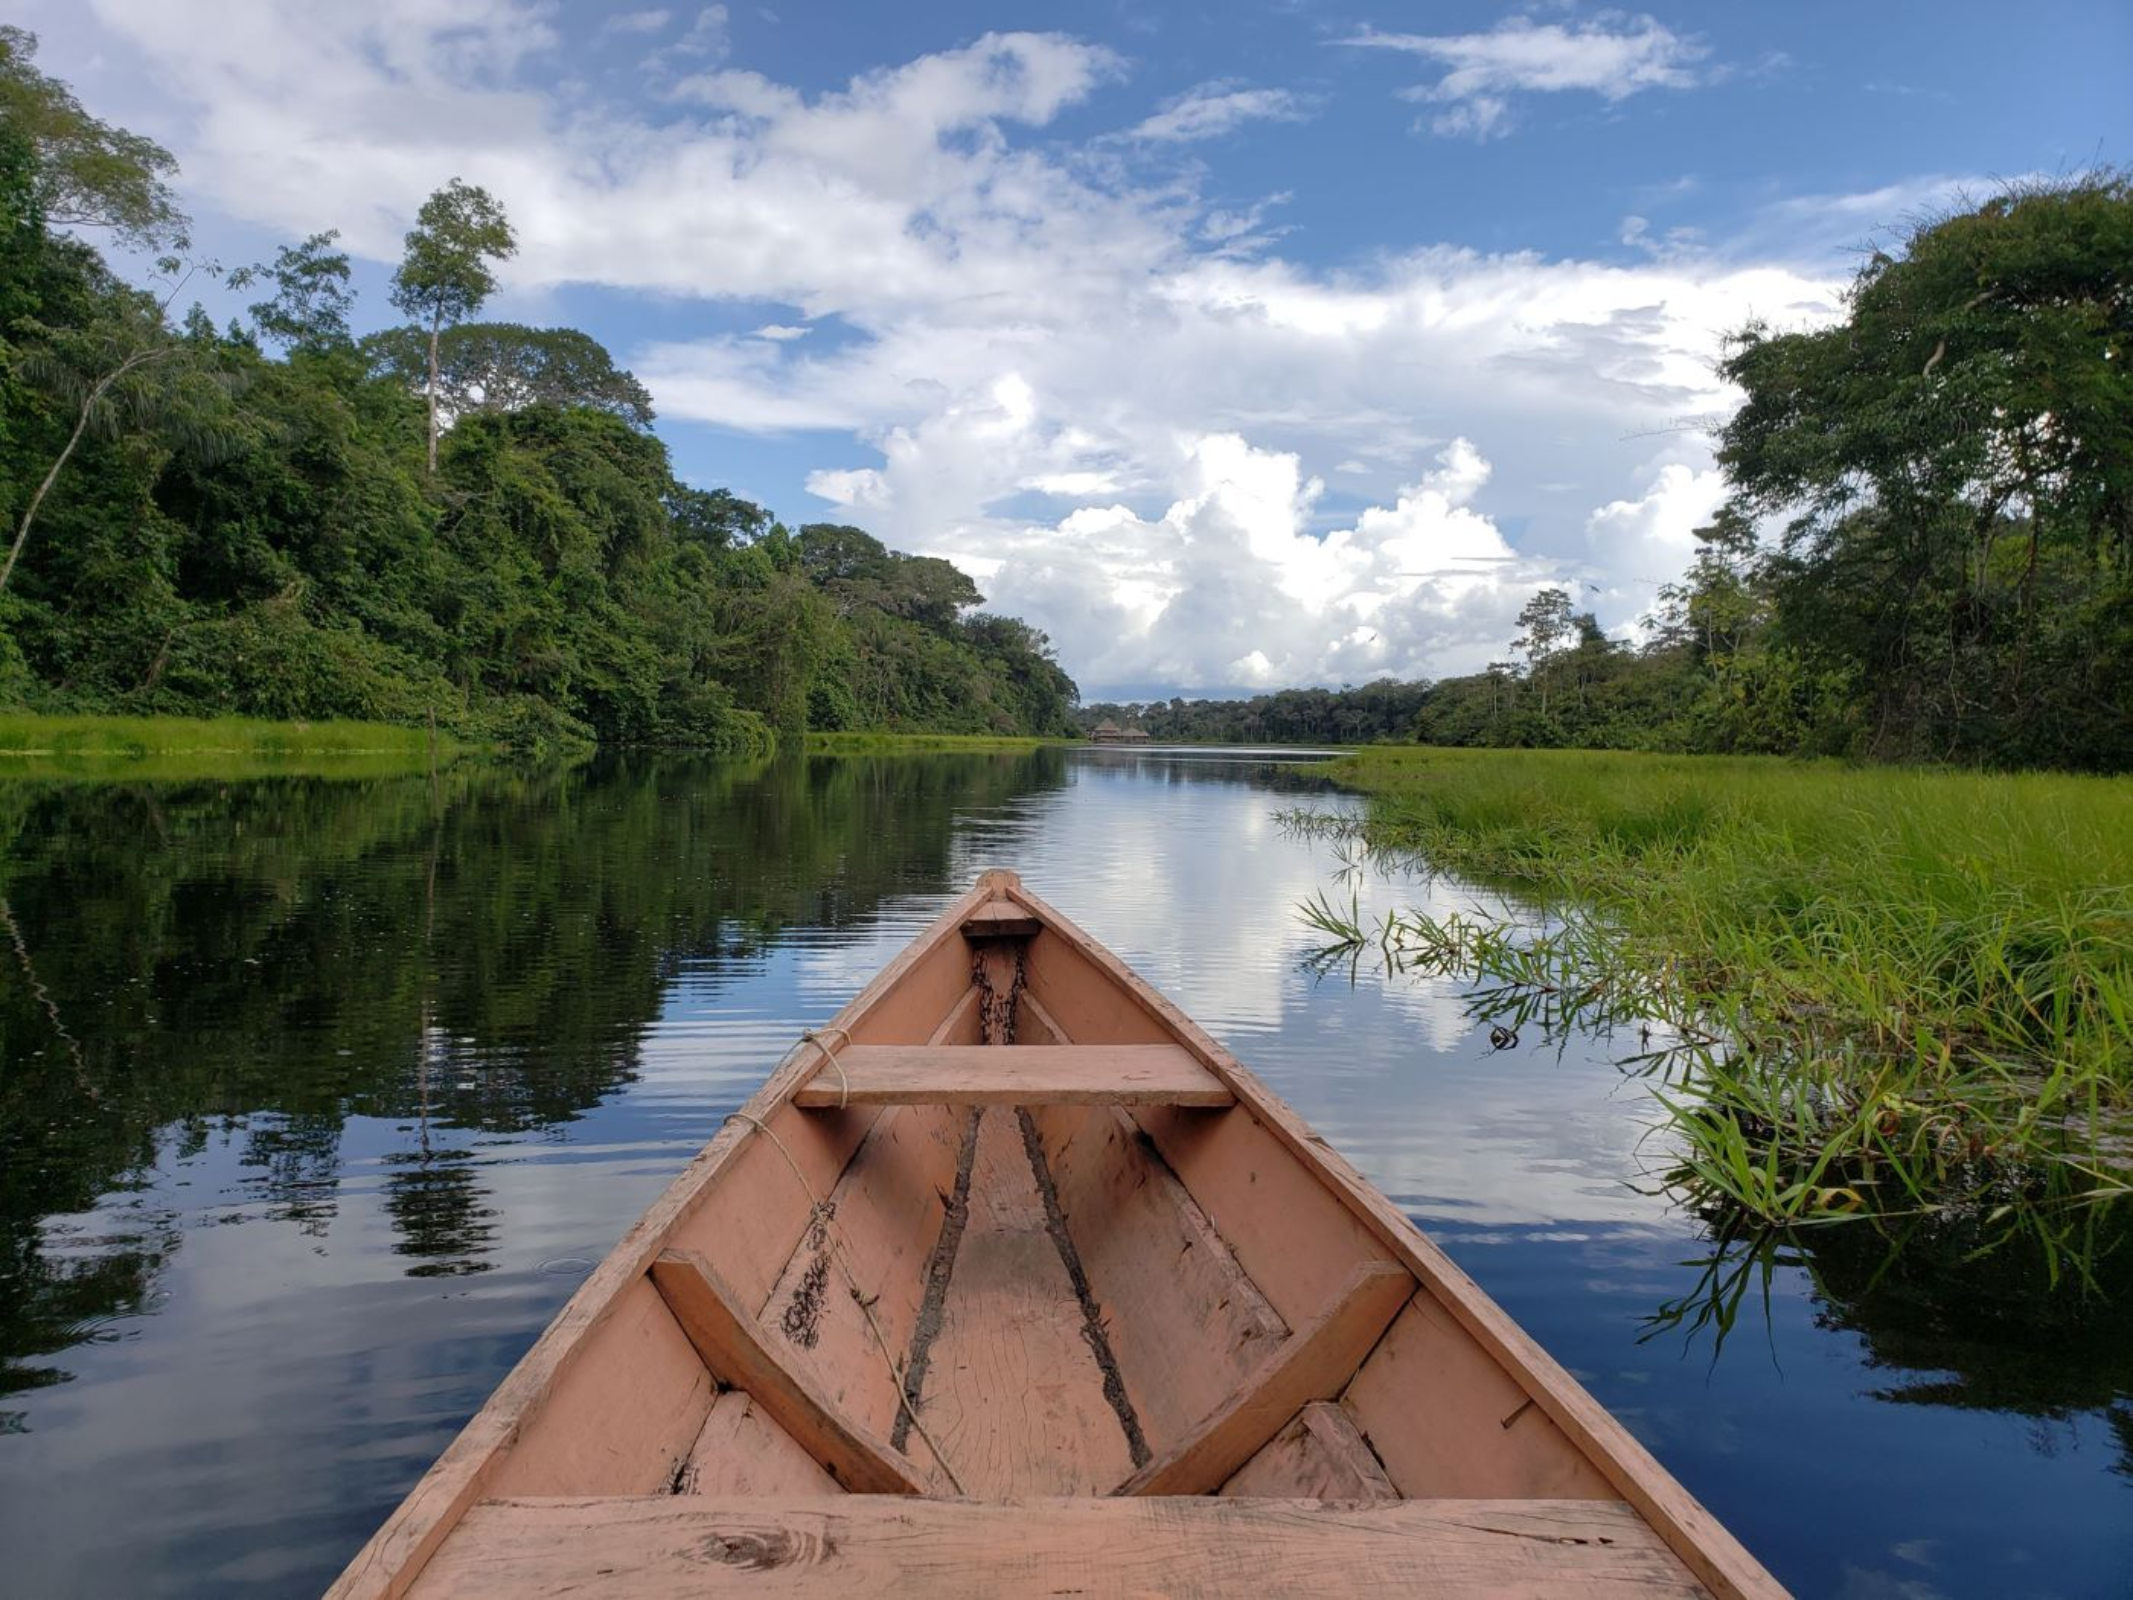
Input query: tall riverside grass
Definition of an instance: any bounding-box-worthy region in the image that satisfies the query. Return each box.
[1298,748,2133,1250]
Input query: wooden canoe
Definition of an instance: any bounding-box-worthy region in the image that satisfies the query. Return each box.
[330,871,1785,1599]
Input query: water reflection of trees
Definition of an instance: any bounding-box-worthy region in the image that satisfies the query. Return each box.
[1646,1213,2133,1478]
[0,749,1068,1414]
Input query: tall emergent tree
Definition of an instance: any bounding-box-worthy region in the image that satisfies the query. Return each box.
[1513,586,1574,717]
[388,179,516,472]
[1719,172,2133,767]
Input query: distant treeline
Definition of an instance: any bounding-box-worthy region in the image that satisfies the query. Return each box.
[1094,174,2133,772]
[0,30,1076,751]
[1082,680,1429,745]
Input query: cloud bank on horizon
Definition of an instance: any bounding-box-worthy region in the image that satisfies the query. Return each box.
[17,1,2117,698]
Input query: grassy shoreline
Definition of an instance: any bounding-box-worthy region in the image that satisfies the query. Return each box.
[0,714,1080,773]
[0,711,458,756]
[1308,746,2132,1246]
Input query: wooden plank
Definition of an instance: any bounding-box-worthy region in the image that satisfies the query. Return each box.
[961,901,1042,939]
[409,1496,1707,1598]
[681,1390,847,1498]
[1341,1292,1614,1501]
[1116,1260,1414,1496]
[1030,1103,1288,1456]
[1221,1401,1398,1502]
[327,878,1001,1600]
[928,985,985,1046]
[650,1249,929,1496]
[916,1110,1139,1495]
[754,1104,963,1440]
[795,1044,1234,1108]
[487,1277,716,1498]
[1131,1102,1398,1330]
[1003,879,1787,1600]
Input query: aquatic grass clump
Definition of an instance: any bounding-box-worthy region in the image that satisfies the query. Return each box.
[1288,748,2133,1253]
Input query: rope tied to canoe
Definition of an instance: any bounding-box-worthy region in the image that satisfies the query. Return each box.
[720,1105,966,1494]
[798,1025,852,1109]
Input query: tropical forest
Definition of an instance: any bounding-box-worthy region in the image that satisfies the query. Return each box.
[3,11,2130,1599]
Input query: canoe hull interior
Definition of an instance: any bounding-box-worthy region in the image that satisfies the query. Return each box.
[329,872,1785,1599]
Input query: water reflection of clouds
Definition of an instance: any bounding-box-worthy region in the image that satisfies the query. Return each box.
[783,753,1684,1232]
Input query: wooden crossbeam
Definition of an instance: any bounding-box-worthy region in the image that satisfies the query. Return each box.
[648,1249,928,1496]
[1115,1259,1415,1497]
[961,901,1042,940]
[409,1496,1704,1598]
[793,1044,1235,1108]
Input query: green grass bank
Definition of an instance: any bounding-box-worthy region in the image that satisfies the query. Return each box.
[0,712,464,778]
[1314,747,2133,1239]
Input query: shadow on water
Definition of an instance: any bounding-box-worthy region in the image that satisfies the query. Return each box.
[0,749,1070,1420]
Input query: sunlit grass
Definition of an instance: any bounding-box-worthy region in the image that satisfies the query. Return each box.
[1286,747,2133,1266]
[0,712,461,776]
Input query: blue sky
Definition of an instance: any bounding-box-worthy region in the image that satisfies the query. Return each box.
[17,1,2128,698]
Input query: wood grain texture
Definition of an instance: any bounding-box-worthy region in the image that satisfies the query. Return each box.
[1221,1401,1398,1503]
[1130,1102,1397,1331]
[755,1103,962,1439]
[484,1276,716,1499]
[1030,1102,1287,1456]
[650,1249,928,1496]
[795,1044,1233,1107]
[408,1495,1708,1598]
[916,1109,1139,1495]
[1002,879,1787,1600]
[1342,1291,1615,1501]
[961,902,1042,939]
[1116,1260,1414,1496]
[682,1390,846,1498]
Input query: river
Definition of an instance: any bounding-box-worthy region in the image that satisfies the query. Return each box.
[1,748,2127,1596]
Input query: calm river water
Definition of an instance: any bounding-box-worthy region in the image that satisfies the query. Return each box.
[1,749,2128,1597]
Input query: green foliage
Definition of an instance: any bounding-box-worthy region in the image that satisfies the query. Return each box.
[363,321,655,428]
[1719,173,2133,769]
[1083,679,1430,744]
[234,231,355,354]
[388,178,515,332]
[1408,176,2133,774]
[0,55,1074,751]
[0,27,188,253]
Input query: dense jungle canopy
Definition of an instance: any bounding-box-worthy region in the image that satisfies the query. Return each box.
[0,29,1077,752]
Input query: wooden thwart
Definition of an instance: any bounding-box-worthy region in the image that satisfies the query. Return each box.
[409,1495,1705,1598]
[961,901,1042,940]
[794,1044,1234,1108]
[648,1250,928,1496]
[1116,1259,1415,1496]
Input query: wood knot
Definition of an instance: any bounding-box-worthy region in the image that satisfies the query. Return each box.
[692,1527,830,1570]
